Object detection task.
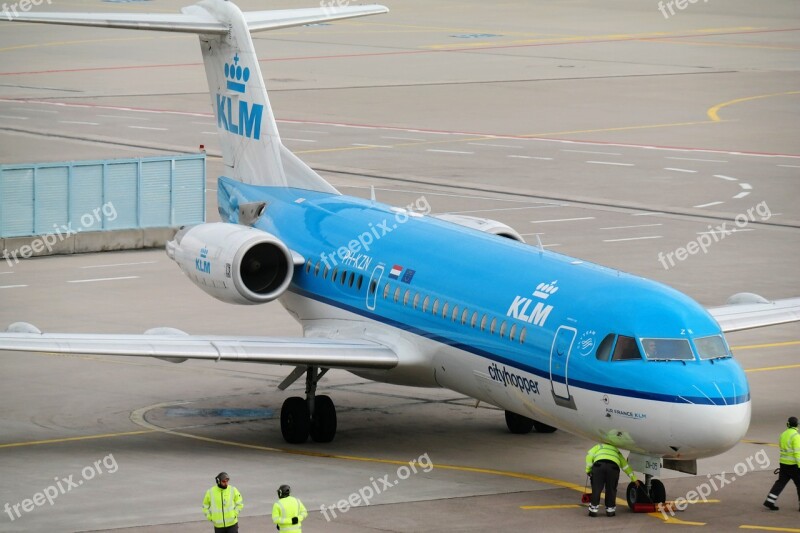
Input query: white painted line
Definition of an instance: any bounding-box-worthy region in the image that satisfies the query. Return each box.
[508,155,553,160]
[587,161,634,167]
[426,149,473,154]
[59,120,99,125]
[67,276,139,283]
[664,167,697,173]
[733,191,751,199]
[353,143,392,148]
[519,232,546,236]
[190,121,215,126]
[99,115,148,120]
[284,138,318,143]
[714,174,738,181]
[697,228,754,235]
[468,143,522,149]
[530,217,595,223]
[297,130,329,135]
[129,126,168,131]
[14,108,58,114]
[631,212,663,216]
[542,243,561,248]
[0,115,28,120]
[603,236,663,243]
[201,131,217,135]
[562,149,621,156]
[0,271,14,274]
[0,284,27,289]
[666,156,728,163]
[694,201,725,208]
[381,136,426,141]
[777,164,800,169]
[81,261,157,269]
[599,223,663,230]
[739,183,752,190]
[446,205,563,215]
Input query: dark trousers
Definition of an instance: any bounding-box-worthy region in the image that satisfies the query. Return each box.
[768,463,800,502]
[591,460,621,508]
[214,525,239,533]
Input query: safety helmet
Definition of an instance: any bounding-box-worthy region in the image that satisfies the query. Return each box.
[215,472,230,484]
[278,484,291,498]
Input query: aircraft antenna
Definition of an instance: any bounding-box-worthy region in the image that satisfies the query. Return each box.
[370,185,376,202]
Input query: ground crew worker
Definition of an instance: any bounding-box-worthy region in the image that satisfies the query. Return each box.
[203,472,244,532]
[585,443,640,517]
[272,484,307,531]
[763,416,800,511]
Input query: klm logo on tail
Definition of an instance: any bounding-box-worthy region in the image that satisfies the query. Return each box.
[216,54,264,140]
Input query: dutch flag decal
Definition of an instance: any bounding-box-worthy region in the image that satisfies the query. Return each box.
[389,264,403,279]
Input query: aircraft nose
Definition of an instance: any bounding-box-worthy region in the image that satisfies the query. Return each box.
[669,382,751,459]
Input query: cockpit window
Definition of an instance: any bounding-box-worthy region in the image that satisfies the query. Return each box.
[611,335,642,361]
[596,334,615,361]
[641,338,694,361]
[694,335,730,360]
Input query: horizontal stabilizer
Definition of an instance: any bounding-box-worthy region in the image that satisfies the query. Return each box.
[3,4,389,34]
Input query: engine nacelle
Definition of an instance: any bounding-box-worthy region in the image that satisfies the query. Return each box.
[167,223,295,305]
[432,213,525,242]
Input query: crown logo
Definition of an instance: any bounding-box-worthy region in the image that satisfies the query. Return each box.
[224,54,250,94]
[533,280,558,299]
[200,247,208,259]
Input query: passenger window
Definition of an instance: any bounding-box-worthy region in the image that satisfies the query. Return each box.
[509,324,517,342]
[369,279,377,294]
[357,275,363,290]
[403,290,410,306]
[612,335,642,361]
[520,327,527,344]
[393,287,401,303]
[432,299,440,315]
[451,305,459,322]
[596,334,615,361]
[461,309,469,325]
[305,260,312,274]
[470,312,478,328]
[332,267,339,283]
[499,321,507,338]
[314,261,320,277]
[341,270,348,285]
[441,302,449,318]
[480,315,488,332]
[323,266,329,280]
[412,293,420,310]
[422,296,430,313]
[383,282,390,299]
[348,272,355,287]
[490,318,497,335]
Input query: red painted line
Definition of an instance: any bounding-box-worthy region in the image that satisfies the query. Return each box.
[1,97,799,159]
[1,27,797,77]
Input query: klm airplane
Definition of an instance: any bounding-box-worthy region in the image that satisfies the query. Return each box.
[2,0,799,508]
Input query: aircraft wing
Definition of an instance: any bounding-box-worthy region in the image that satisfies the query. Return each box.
[0,5,389,34]
[0,323,397,370]
[707,295,800,333]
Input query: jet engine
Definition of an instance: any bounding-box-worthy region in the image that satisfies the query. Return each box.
[432,213,525,242]
[166,223,296,305]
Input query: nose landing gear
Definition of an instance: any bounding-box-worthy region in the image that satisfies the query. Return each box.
[626,474,666,510]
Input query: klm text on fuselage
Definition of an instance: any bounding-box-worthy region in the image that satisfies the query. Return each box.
[217,94,263,139]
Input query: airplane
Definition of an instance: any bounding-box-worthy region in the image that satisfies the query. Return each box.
[2,0,799,509]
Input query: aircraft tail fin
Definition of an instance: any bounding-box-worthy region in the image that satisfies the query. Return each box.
[3,1,388,191]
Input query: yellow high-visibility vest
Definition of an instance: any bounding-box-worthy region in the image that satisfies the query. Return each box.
[203,485,243,528]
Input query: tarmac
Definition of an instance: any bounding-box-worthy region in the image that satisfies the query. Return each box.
[0,0,799,531]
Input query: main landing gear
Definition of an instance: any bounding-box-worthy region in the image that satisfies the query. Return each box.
[504,410,558,434]
[626,474,666,510]
[280,366,337,444]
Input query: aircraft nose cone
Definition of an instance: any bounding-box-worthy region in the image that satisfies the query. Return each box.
[669,382,751,459]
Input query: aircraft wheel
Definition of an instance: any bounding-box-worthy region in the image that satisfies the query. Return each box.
[626,481,648,510]
[310,395,337,443]
[281,396,310,444]
[532,420,558,433]
[505,410,534,434]
[649,479,666,503]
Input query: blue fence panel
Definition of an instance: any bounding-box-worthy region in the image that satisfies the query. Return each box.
[34,166,69,235]
[0,153,205,238]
